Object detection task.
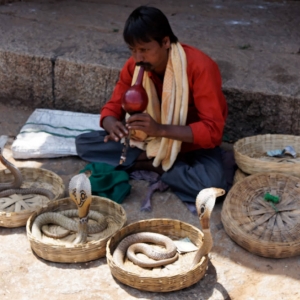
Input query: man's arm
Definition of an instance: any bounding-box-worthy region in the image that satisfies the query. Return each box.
[190,58,227,148]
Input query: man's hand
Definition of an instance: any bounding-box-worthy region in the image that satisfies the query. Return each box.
[126,113,162,137]
[127,113,194,143]
[102,116,128,142]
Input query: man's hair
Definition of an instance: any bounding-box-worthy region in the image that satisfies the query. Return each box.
[123,6,178,46]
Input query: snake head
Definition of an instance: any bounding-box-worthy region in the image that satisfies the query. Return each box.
[196,188,225,228]
[69,171,92,219]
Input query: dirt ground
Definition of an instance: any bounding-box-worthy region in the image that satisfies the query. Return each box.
[1,0,300,299]
[1,102,300,300]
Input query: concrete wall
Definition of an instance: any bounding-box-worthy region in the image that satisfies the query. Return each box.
[0,0,299,141]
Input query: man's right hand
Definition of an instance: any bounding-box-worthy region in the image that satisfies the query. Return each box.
[102,116,129,142]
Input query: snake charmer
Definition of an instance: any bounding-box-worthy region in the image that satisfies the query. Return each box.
[76,6,228,205]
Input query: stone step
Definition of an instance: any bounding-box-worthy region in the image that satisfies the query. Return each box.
[0,0,299,140]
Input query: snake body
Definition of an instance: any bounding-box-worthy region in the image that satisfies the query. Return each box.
[31,209,108,240]
[0,148,55,199]
[113,232,179,268]
[112,187,225,269]
[190,187,225,269]
[31,172,108,244]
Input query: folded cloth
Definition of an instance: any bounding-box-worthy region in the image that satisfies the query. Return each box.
[80,163,131,204]
[266,145,297,158]
[221,148,237,191]
[128,42,189,171]
[12,108,101,159]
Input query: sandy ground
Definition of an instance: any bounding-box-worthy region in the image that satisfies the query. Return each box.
[1,102,300,300]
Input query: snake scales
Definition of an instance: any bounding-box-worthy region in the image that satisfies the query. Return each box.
[113,232,179,268]
[0,146,55,200]
[113,187,225,269]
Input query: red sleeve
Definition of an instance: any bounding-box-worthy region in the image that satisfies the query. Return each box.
[186,50,228,149]
[100,58,135,127]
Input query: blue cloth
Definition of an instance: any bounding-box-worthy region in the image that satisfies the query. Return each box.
[76,131,229,205]
[75,130,142,170]
[160,147,228,203]
[129,170,169,211]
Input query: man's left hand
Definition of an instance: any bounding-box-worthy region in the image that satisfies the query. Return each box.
[126,113,162,137]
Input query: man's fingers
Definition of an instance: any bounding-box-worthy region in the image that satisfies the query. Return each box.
[104,133,120,142]
[127,113,149,123]
[115,122,128,135]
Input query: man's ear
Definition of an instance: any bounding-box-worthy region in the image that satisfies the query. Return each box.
[162,36,171,49]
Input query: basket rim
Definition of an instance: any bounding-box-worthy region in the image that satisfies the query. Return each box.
[234,134,300,154]
[233,134,300,176]
[0,166,66,177]
[222,172,300,256]
[106,218,207,276]
[27,196,127,248]
[0,167,65,225]
[106,218,209,292]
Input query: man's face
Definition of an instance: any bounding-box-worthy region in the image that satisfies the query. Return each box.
[128,37,170,76]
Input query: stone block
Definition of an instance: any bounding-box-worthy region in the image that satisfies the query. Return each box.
[54,59,120,113]
[224,89,299,141]
[0,50,53,107]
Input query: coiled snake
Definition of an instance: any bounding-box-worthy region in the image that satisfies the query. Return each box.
[113,187,225,269]
[0,140,55,199]
[31,171,108,244]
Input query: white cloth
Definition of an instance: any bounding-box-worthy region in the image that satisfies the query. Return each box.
[12,109,102,159]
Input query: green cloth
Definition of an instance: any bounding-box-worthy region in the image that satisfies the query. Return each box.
[80,162,131,204]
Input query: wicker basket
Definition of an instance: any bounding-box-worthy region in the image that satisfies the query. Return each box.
[233,168,248,185]
[221,172,300,258]
[26,196,127,263]
[106,218,208,292]
[0,167,65,228]
[234,134,300,177]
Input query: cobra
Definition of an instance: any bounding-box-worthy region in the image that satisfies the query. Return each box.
[113,232,179,268]
[0,147,55,200]
[190,187,226,269]
[31,171,108,244]
[112,187,225,269]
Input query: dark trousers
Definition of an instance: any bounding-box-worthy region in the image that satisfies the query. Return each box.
[75,131,228,203]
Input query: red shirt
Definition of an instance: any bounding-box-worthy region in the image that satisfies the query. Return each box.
[100,43,228,152]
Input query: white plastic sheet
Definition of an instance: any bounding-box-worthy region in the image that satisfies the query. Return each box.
[11,109,102,159]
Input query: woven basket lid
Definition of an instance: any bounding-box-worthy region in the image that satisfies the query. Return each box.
[0,167,65,228]
[221,172,300,258]
[234,134,300,177]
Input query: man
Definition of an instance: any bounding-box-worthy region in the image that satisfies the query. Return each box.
[76,6,228,204]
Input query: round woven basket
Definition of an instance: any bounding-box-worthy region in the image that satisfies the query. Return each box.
[0,167,65,228]
[234,134,300,177]
[221,172,300,258]
[106,218,208,292]
[26,196,127,263]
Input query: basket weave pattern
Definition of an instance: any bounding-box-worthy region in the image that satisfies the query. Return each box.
[0,167,64,227]
[234,134,300,177]
[106,218,208,292]
[26,196,127,263]
[233,168,248,185]
[222,172,300,258]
